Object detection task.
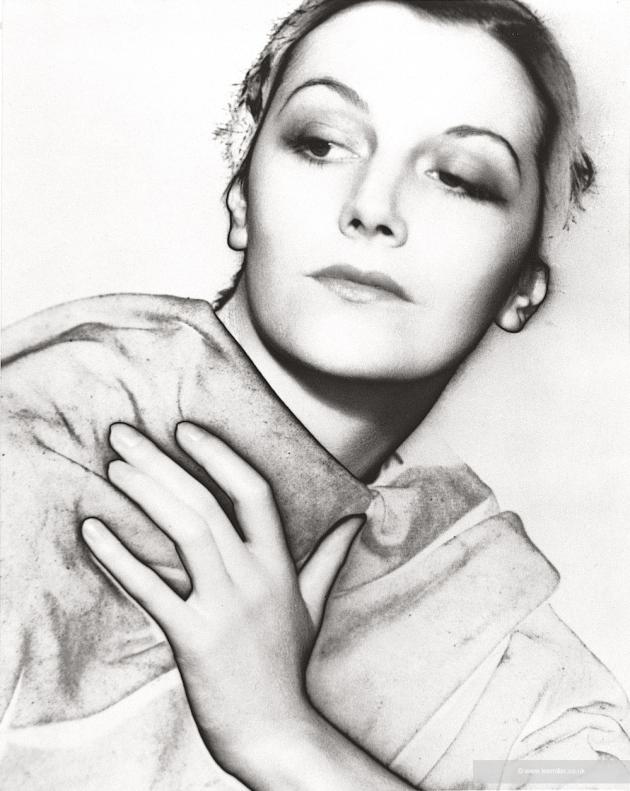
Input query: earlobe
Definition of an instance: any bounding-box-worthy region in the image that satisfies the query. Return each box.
[495,260,549,333]
[226,179,248,251]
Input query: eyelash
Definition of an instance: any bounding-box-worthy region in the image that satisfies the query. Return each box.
[287,134,501,203]
[427,170,499,204]
[287,134,349,167]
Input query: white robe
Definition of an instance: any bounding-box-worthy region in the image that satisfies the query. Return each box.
[1,295,628,789]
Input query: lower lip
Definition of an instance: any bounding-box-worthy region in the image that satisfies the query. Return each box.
[314,276,402,304]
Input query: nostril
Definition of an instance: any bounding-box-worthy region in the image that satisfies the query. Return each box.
[343,215,402,244]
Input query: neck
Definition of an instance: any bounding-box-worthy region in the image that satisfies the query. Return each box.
[217,285,452,481]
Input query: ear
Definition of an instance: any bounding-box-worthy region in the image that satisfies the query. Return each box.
[495,259,549,333]
[226,179,248,251]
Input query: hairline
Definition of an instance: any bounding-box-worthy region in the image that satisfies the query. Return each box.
[237,3,548,189]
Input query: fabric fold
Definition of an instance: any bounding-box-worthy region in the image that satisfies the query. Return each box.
[2,293,628,790]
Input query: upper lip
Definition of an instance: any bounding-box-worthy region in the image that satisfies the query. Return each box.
[311,264,410,301]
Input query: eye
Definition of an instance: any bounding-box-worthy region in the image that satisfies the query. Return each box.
[425,169,498,203]
[303,137,334,158]
[290,134,357,165]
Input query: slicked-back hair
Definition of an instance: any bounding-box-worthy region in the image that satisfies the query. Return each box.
[214,0,594,307]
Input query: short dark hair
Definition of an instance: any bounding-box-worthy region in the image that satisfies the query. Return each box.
[214,0,594,307]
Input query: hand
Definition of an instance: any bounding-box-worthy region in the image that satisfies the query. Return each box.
[81,421,364,775]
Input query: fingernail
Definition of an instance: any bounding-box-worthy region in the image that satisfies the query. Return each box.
[340,513,367,529]
[177,422,206,442]
[107,460,129,481]
[82,518,107,543]
[110,423,141,449]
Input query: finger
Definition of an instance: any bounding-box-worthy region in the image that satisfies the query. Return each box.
[109,423,244,559]
[81,517,188,635]
[107,460,231,595]
[175,423,287,564]
[298,515,365,629]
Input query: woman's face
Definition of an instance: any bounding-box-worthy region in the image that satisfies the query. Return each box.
[231,1,542,380]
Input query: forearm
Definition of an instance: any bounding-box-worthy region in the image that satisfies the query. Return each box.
[219,709,415,791]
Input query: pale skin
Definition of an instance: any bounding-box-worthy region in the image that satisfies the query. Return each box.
[82,3,552,788]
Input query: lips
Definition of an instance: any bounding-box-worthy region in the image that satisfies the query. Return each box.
[311,264,410,302]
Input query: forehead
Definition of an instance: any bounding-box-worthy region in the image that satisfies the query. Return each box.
[274,1,542,160]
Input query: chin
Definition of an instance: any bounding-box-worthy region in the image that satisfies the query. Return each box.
[249,278,469,382]
[266,310,448,382]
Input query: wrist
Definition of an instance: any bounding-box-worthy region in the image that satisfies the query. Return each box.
[216,706,328,788]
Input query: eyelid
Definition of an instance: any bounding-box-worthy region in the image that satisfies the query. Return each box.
[424,168,502,203]
[279,98,374,144]
[295,120,356,140]
[438,143,517,190]
[419,148,509,199]
[283,118,370,157]
[277,85,368,120]
[286,132,361,165]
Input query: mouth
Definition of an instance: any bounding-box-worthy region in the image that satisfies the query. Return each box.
[310,264,410,303]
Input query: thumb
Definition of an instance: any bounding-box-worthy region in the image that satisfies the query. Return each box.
[298,514,365,629]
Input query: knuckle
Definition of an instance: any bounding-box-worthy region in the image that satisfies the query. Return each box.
[142,576,162,599]
[240,476,273,503]
[192,491,220,520]
[135,578,163,609]
[185,625,214,655]
[183,517,211,544]
[107,459,128,479]
[242,574,276,607]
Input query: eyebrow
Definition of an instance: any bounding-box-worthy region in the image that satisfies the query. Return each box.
[444,125,521,179]
[279,80,522,179]
[280,77,369,114]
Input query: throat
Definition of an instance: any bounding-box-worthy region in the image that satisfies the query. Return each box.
[269,363,443,480]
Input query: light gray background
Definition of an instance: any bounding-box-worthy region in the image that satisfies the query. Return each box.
[2,1,629,693]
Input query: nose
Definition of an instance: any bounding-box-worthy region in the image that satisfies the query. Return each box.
[339,160,408,247]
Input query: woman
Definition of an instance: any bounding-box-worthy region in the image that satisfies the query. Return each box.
[1,1,628,789]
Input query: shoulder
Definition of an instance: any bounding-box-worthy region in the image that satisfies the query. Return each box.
[3,292,225,370]
[511,603,629,715]
[2,293,227,451]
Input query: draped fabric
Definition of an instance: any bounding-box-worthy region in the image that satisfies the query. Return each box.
[1,294,628,789]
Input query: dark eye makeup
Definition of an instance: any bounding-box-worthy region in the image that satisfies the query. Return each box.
[426,169,504,203]
[282,121,363,166]
[279,111,510,204]
[288,133,335,162]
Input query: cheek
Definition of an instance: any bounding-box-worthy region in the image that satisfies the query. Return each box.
[405,199,535,321]
[242,158,321,341]
[241,141,539,379]
[247,153,343,258]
